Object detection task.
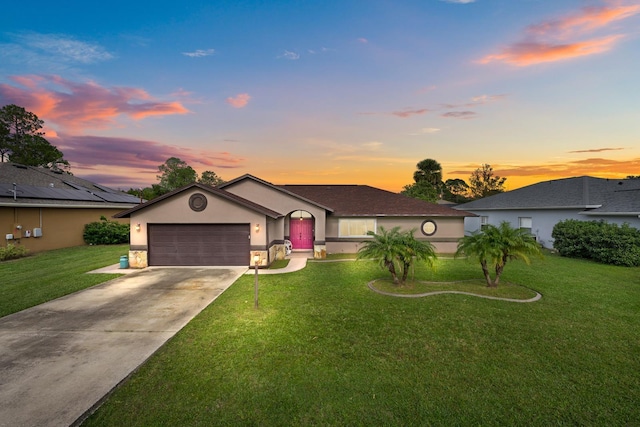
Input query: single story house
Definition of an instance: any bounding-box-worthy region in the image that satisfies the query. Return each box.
[0,162,140,253]
[454,176,640,248]
[115,174,474,268]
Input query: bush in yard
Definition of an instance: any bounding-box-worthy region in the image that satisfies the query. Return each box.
[552,219,640,266]
[83,216,130,245]
[0,244,29,261]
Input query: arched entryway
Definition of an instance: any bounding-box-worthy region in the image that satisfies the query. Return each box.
[289,210,314,250]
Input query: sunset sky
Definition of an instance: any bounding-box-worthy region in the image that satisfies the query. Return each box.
[1,0,639,192]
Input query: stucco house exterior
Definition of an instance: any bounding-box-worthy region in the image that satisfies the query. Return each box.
[454,176,640,248]
[0,162,140,253]
[115,174,474,268]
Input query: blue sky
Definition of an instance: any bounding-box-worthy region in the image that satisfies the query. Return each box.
[1,0,639,191]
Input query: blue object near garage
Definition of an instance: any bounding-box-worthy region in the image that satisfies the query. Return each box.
[119,255,129,269]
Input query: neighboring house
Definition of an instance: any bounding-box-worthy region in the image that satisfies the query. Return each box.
[454,176,640,248]
[0,162,140,253]
[115,174,474,268]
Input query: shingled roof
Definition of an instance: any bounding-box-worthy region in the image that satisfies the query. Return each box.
[0,162,140,207]
[280,184,473,217]
[455,176,640,215]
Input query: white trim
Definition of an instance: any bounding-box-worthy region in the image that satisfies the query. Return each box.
[581,211,640,216]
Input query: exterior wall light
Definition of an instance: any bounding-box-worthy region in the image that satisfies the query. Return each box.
[255,224,260,232]
[135,223,141,232]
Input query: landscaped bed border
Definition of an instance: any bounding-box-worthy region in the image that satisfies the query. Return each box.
[367,279,542,302]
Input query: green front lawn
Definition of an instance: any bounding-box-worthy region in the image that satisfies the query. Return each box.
[85,253,640,426]
[0,245,127,317]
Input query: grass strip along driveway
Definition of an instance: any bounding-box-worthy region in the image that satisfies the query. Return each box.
[0,245,127,318]
[84,253,640,426]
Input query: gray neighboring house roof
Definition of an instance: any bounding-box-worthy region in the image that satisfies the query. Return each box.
[454,176,640,216]
[0,162,141,207]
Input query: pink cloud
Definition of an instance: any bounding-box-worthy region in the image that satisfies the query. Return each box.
[71,171,151,189]
[417,85,437,94]
[478,3,639,66]
[469,94,506,104]
[0,74,189,131]
[441,111,476,119]
[568,147,625,153]
[479,35,622,66]
[56,134,245,170]
[449,157,640,180]
[226,93,251,108]
[391,108,429,118]
[527,4,640,36]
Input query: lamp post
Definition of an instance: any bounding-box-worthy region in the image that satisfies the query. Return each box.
[253,254,260,309]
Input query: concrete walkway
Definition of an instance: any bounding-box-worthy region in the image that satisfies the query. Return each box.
[245,256,308,275]
[0,267,246,427]
[95,251,311,277]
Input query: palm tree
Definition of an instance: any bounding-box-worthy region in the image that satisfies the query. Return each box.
[357,226,437,285]
[455,221,542,287]
[413,158,443,187]
[398,231,437,283]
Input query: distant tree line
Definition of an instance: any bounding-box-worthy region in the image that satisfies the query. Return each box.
[0,104,70,171]
[140,157,506,203]
[401,158,506,203]
[127,157,226,201]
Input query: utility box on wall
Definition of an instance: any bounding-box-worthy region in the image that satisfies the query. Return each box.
[33,228,43,238]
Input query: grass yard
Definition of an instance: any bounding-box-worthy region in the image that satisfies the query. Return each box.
[268,259,290,269]
[0,245,127,317]
[85,253,640,426]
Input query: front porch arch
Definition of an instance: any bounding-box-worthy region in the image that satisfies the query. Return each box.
[288,210,314,250]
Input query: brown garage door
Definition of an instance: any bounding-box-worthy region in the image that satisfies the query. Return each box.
[148,224,250,266]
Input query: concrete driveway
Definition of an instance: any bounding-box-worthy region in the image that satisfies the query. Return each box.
[0,267,246,427]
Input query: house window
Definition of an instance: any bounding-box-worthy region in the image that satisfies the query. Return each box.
[519,217,532,234]
[480,216,489,230]
[339,219,376,237]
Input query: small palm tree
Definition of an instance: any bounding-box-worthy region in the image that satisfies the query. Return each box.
[455,221,542,287]
[398,231,437,283]
[357,226,437,285]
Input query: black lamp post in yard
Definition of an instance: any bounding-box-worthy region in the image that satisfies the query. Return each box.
[253,254,260,309]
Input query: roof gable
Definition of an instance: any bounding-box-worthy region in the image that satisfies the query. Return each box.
[114,182,282,218]
[220,174,333,212]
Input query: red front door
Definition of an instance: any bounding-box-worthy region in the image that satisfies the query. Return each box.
[289,218,313,250]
